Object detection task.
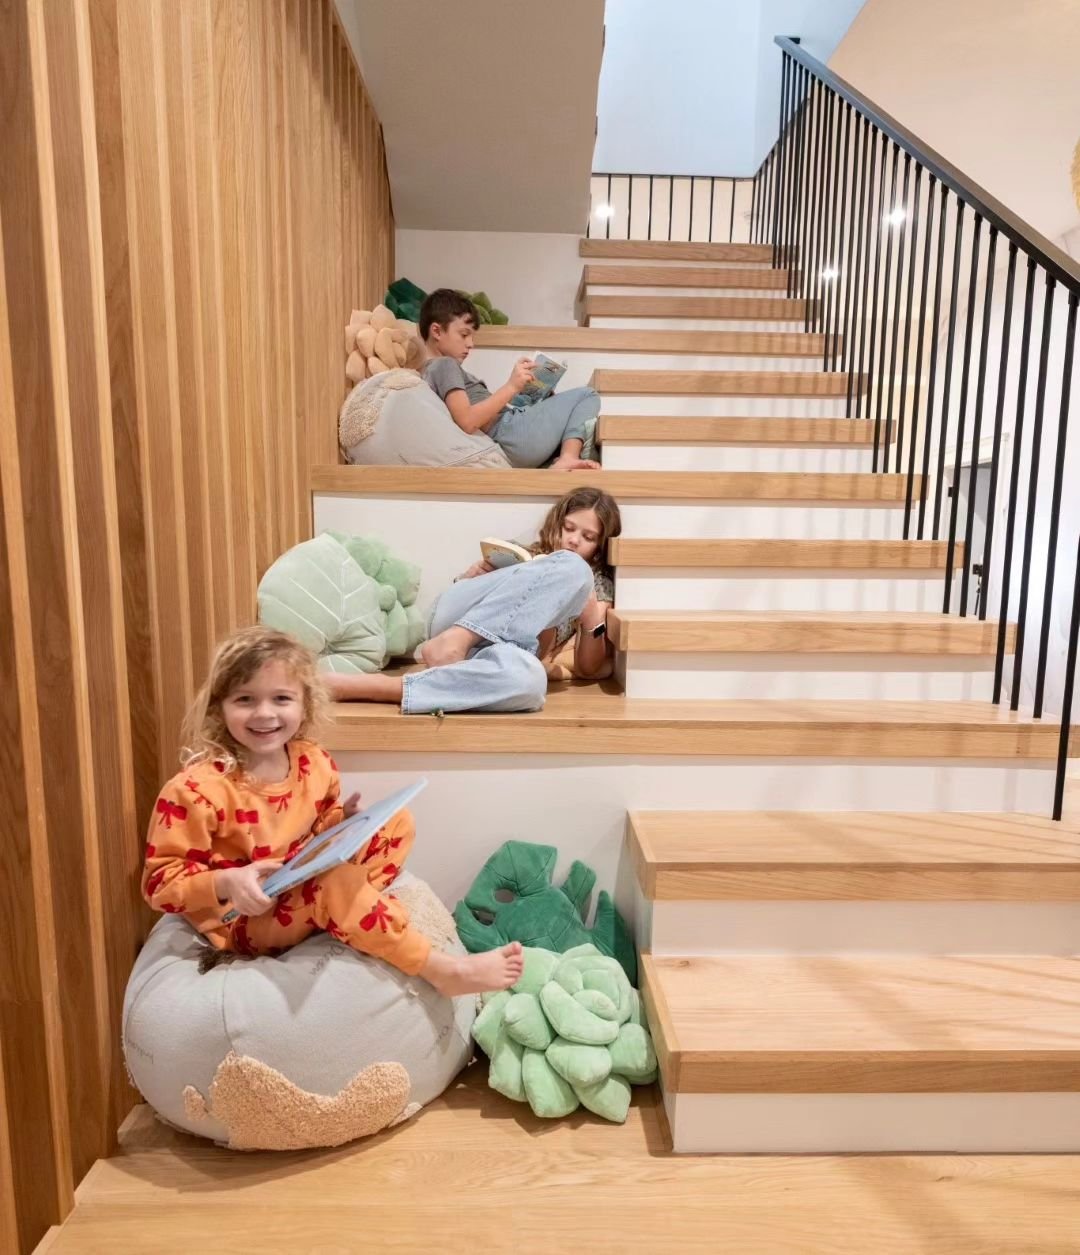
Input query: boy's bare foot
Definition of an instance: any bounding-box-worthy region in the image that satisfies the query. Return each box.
[419,624,482,669]
[550,456,601,472]
[420,941,524,997]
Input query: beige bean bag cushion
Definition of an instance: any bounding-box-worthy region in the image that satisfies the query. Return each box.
[339,368,511,469]
[122,873,475,1150]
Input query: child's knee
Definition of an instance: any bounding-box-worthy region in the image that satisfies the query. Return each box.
[546,548,594,601]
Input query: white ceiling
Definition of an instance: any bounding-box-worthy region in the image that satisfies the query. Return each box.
[336,0,606,232]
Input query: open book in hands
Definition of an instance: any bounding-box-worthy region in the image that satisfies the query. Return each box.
[510,352,568,408]
[479,538,534,570]
[221,779,427,923]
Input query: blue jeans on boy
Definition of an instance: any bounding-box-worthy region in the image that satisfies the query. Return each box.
[400,550,593,715]
[488,386,600,467]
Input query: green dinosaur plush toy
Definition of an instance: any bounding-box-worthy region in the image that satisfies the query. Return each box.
[453,841,637,983]
[472,944,656,1122]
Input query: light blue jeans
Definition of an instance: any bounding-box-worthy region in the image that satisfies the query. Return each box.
[400,550,593,715]
[488,386,601,468]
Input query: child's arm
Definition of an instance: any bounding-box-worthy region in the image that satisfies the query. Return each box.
[142,781,224,920]
[440,358,535,435]
[572,593,613,680]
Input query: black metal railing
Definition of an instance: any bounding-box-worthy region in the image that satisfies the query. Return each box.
[757,36,1080,818]
[587,173,754,243]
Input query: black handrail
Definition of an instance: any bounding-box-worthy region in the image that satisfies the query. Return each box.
[775,37,1080,294]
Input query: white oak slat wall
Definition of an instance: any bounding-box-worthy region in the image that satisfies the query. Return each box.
[0,1,393,1249]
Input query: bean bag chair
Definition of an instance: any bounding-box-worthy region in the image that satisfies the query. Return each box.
[258,531,425,674]
[122,872,475,1150]
[339,367,511,469]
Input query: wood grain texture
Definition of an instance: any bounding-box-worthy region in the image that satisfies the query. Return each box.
[629,810,1080,901]
[598,416,879,445]
[311,465,915,502]
[609,538,951,569]
[580,238,776,263]
[583,294,810,322]
[324,690,1075,759]
[643,953,1080,1093]
[591,368,860,397]
[584,263,790,290]
[43,1068,1080,1255]
[607,611,1015,655]
[475,325,827,356]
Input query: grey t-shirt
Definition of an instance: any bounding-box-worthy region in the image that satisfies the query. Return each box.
[422,357,493,409]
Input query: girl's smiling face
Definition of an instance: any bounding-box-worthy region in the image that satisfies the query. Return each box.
[558,507,602,563]
[221,659,304,766]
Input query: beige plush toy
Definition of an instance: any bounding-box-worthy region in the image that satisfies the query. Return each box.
[345,304,425,387]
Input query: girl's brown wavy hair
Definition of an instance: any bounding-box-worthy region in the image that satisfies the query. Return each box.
[531,487,622,572]
[180,626,329,775]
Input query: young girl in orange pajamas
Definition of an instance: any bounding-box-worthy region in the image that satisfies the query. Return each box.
[142,626,524,996]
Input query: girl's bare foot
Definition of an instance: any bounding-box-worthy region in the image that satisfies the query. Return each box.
[420,941,524,997]
[550,456,601,472]
[419,624,482,669]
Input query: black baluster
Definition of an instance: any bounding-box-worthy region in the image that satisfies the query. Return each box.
[689,178,695,243]
[943,213,984,606]
[820,93,845,362]
[627,176,634,241]
[772,54,791,267]
[869,142,900,457]
[979,243,1018,622]
[788,67,811,297]
[1009,274,1057,710]
[606,174,612,239]
[710,176,717,244]
[917,186,950,537]
[1053,529,1080,819]
[827,103,853,371]
[1033,288,1078,716]
[852,126,882,417]
[803,79,827,331]
[729,176,736,244]
[840,113,868,396]
[894,163,922,477]
[904,173,935,534]
[809,89,835,335]
[992,258,1038,702]
[932,200,966,540]
[647,175,654,241]
[882,154,912,471]
[667,176,675,242]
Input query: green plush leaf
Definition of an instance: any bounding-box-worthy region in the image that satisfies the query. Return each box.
[504,992,555,1050]
[522,1048,579,1118]
[582,969,621,1007]
[608,1023,657,1084]
[572,1073,632,1124]
[573,988,619,1021]
[472,989,511,1057]
[539,982,619,1046]
[562,943,601,960]
[545,1037,612,1087]
[488,1026,525,1103]
[625,987,645,1027]
[511,946,559,996]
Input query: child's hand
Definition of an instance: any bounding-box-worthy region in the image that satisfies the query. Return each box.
[342,791,363,818]
[460,559,495,580]
[213,859,282,918]
[508,357,535,392]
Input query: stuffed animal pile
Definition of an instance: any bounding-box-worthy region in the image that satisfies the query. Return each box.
[344,304,425,388]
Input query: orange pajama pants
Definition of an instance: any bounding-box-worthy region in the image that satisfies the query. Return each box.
[204,809,431,975]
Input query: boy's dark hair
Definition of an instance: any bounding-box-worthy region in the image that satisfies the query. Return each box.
[419,289,478,340]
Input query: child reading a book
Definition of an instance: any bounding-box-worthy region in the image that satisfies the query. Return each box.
[324,488,622,710]
[419,288,601,471]
[142,626,524,996]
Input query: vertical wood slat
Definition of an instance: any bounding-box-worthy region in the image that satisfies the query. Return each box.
[2,2,392,1245]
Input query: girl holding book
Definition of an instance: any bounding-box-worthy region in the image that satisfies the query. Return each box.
[142,626,523,995]
[325,487,623,712]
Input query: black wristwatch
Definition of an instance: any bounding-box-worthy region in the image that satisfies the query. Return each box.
[589,620,607,640]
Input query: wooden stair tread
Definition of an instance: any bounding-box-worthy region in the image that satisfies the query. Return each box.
[608,610,1014,654]
[641,953,1080,1093]
[325,691,1075,758]
[584,263,790,290]
[474,325,827,356]
[312,466,917,502]
[598,416,880,445]
[609,538,957,569]
[580,239,775,263]
[629,810,1080,901]
[582,294,810,323]
[591,368,860,396]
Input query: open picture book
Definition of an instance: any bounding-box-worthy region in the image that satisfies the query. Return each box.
[221,779,427,923]
[510,352,568,408]
[479,538,534,569]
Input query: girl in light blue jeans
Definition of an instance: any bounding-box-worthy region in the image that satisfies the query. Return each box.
[325,488,622,714]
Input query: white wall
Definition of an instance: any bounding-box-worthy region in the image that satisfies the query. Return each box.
[395,229,583,326]
[594,0,866,178]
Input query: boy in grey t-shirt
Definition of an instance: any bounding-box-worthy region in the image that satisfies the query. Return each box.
[419,289,600,471]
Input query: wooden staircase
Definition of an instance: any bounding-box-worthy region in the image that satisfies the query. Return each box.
[310,236,1080,1153]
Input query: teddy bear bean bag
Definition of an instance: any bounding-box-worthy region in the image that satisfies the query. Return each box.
[339,367,511,469]
[123,872,475,1150]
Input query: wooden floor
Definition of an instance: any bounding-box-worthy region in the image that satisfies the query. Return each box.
[48,1064,1080,1253]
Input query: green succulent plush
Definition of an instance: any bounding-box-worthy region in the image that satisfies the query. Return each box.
[472,944,656,1123]
[453,841,637,983]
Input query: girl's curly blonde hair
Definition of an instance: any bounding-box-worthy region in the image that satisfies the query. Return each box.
[180,626,329,774]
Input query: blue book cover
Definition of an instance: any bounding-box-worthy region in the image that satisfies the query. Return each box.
[510,351,568,408]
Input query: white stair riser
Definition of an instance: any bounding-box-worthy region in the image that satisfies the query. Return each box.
[601,444,874,472]
[584,258,774,271]
[620,654,995,701]
[589,317,810,332]
[589,284,791,298]
[314,496,909,616]
[606,396,852,416]
[663,1092,1080,1154]
[639,894,1080,958]
[338,753,1059,919]
[615,572,953,612]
